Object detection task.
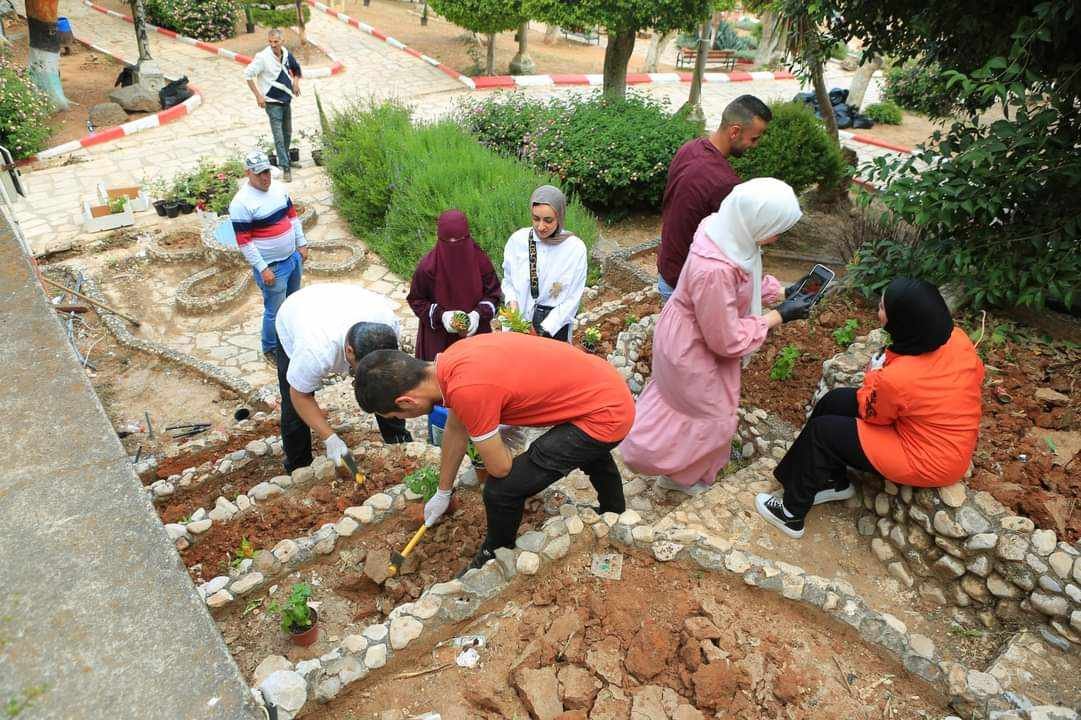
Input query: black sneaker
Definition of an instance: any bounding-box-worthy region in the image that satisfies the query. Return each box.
[263,350,279,367]
[754,492,805,539]
[455,546,496,578]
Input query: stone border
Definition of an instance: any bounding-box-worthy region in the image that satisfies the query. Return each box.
[608,312,654,395]
[201,205,319,267]
[815,331,1081,647]
[604,238,660,292]
[175,267,252,314]
[48,265,272,410]
[82,0,347,77]
[576,286,659,328]
[303,240,366,274]
[146,230,210,263]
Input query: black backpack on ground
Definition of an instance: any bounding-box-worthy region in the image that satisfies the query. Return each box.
[159,76,193,109]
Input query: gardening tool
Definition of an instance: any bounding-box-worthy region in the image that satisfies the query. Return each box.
[387,525,427,578]
[339,450,365,486]
[38,275,141,326]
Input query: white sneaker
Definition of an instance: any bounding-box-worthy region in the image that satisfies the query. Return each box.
[812,484,856,506]
[656,476,711,495]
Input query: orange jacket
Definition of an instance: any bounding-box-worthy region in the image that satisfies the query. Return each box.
[857,328,985,487]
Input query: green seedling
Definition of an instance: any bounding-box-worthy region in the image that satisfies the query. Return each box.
[582,326,602,352]
[498,306,532,333]
[770,344,801,381]
[832,319,860,348]
[268,582,314,634]
[230,536,255,568]
[242,598,263,618]
[624,313,639,327]
[947,624,984,639]
[404,465,440,502]
[466,442,485,469]
[108,197,126,214]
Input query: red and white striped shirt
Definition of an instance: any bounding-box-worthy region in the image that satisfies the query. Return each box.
[228,180,306,272]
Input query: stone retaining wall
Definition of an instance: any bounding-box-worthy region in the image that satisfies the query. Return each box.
[603,238,658,291]
[817,332,1081,647]
[175,266,252,313]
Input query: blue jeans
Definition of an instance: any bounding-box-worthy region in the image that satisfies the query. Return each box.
[253,251,302,354]
[265,102,292,170]
[658,275,676,303]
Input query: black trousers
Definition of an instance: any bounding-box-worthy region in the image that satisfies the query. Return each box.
[482,423,625,550]
[773,387,877,518]
[277,346,411,473]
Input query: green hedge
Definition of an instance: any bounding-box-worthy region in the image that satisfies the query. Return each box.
[247,2,311,27]
[0,54,53,160]
[146,0,239,41]
[883,60,956,117]
[457,92,699,215]
[729,101,849,195]
[864,101,903,125]
[326,101,598,279]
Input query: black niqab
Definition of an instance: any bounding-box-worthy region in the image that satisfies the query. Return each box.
[883,278,954,355]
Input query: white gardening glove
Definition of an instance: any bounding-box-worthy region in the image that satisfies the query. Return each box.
[325,433,349,465]
[441,311,457,333]
[424,488,453,527]
[466,310,480,336]
[868,351,887,371]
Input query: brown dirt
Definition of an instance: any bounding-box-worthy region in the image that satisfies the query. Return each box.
[602,213,661,250]
[157,229,202,249]
[216,490,548,677]
[576,297,662,358]
[741,293,881,427]
[190,268,246,296]
[154,420,285,478]
[2,15,148,147]
[319,546,948,719]
[579,286,633,314]
[307,245,352,263]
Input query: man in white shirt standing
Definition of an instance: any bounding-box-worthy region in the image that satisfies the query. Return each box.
[244,28,301,182]
[275,283,413,472]
[229,150,308,365]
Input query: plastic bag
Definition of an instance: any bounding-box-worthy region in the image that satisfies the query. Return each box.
[851,115,875,130]
[159,76,193,110]
[828,87,849,106]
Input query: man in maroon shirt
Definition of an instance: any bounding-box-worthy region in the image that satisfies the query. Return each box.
[657,95,772,302]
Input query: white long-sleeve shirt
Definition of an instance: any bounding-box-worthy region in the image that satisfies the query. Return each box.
[501,227,587,337]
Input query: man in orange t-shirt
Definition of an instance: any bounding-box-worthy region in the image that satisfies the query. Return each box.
[354,333,635,575]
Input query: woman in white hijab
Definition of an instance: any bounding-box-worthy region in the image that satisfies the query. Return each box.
[620,178,814,494]
[502,185,587,341]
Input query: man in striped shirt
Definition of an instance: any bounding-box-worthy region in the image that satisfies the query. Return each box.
[230,150,308,365]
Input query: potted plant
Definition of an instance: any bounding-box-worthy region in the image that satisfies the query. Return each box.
[582,326,602,353]
[289,147,300,163]
[163,193,181,218]
[300,128,324,166]
[259,138,278,167]
[268,582,318,646]
[107,196,127,215]
[148,178,169,216]
[466,443,488,484]
[179,197,196,214]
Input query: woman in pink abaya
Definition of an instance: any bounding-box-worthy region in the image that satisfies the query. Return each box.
[620,178,813,494]
[407,210,502,361]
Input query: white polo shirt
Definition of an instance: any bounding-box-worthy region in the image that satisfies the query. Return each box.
[276,284,400,393]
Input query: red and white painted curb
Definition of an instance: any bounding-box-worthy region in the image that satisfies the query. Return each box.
[82,0,346,77]
[839,129,913,155]
[304,0,797,91]
[21,38,203,164]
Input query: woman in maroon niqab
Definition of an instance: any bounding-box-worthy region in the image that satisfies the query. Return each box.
[407,209,502,360]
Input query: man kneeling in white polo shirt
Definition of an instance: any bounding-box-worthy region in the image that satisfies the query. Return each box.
[275,283,412,472]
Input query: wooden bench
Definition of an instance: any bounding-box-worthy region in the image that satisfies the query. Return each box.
[675,47,736,71]
[561,28,600,45]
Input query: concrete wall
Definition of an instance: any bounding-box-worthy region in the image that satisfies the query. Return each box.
[0,214,262,718]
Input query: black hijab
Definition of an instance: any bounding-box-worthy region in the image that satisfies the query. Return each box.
[883,278,954,355]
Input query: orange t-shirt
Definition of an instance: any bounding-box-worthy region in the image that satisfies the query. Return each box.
[856,328,985,487]
[435,333,635,443]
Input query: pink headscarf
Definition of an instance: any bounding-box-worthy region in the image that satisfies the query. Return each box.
[432,209,483,310]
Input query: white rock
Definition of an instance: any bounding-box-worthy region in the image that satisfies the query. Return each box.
[200,575,230,596]
[363,624,389,643]
[273,539,299,563]
[565,517,584,535]
[1031,530,1057,556]
[389,616,423,650]
[617,510,642,526]
[342,634,368,654]
[517,551,541,575]
[164,523,188,541]
[345,505,375,523]
[259,671,307,716]
[249,482,282,501]
[335,517,360,537]
[236,494,252,511]
[253,655,293,686]
[230,573,264,596]
[191,508,207,522]
[187,519,212,535]
[937,484,966,508]
[271,474,292,489]
[364,643,387,669]
[206,589,233,608]
[365,493,393,511]
[1048,551,1073,578]
[411,596,441,620]
[631,525,655,544]
[601,512,619,526]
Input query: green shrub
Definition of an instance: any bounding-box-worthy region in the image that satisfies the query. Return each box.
[326,101,598,279]
[864,101,903,125]
[246,1,310,27]
[712,20,750,51]
[146,0,239,41]
[729,101,848,195]
[0,54,53,159]
[526,92,699,214]
[454,92,558,160]
[166,157,245,213]
[883,60,956,117]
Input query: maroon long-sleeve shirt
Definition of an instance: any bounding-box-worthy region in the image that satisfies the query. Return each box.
[657,137,741,289]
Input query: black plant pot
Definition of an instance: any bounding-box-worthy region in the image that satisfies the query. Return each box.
[268,152,278,167]
[164,201,180,218]
[153,200,167,217]
[289,147,300,162]
[179,201,195,214]
[311,149,323,166]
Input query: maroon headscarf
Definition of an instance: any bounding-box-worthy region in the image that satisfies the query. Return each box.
[432,209,483,310]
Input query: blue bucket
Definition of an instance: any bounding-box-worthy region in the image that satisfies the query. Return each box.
[57,17,72,33]
[427,404,448,446]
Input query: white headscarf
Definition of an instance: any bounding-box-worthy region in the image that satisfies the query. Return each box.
[701,177,802,319]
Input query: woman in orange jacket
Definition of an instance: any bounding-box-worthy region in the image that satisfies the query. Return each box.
[756,278,985,539]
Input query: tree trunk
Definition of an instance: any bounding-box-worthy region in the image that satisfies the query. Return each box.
[644,30,675,73]
[601,28,636,100]
[846,54,882,111]
[810,58,838,143]
[26,0,69,110]
[509,21,534,75]
[678,19,710,131]
[129,0,152,65]
[295,0,306,45]
[485,32,496,76]
[754,10,784,67]
[543,24,558,44]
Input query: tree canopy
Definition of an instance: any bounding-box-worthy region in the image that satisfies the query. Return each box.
[428,0,522,36]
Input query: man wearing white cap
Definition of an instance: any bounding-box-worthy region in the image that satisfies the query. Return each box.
[229,150,308,365]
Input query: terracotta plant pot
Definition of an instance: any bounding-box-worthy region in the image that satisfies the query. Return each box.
[290,608,319,647]
[153,200,167,217]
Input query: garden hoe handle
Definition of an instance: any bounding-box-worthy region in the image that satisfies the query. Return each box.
[340,450,365,486]
[387,524,427,577]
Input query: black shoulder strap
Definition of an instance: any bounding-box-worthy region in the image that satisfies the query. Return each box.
[527,229,540,299]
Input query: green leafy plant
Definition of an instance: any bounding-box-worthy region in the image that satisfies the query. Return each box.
[623,313,639,327]
[582,326,602,351]
[452,311,470,333]
[882,60,957,117]
[498,306,533,333]
[0,54,54,160]
[243,0,310,27]
[864,101,903,125]
[229,536,255,569]
[3,684,48,718]
[404,465,440,502]
[729,101,849,195]
[712,20,750,51]
[455,91,559,160]
[465,442,485,469]
[108,197,127,214]
[267,582,314,634]
[769,344,800,381]
[242,597,263,617]
[832,319,860,348]
[947,624,984,639]
[145,0,239,41]
[167,158,245,214]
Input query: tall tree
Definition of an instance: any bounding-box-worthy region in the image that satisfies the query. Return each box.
[429,0,523,76]
[845,55,881,111]
[25,0,69,110]
[509,21,534,74]
[522,0,712,99]
[644,30,676,73]
[752,9,784,66]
